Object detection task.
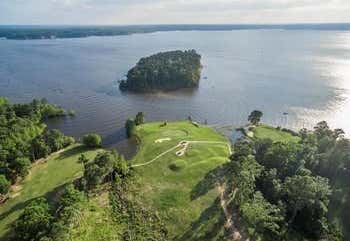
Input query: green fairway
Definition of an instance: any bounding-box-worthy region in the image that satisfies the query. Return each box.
[132,122,231,241]
[253,125,300,143]
[0,145,101,240]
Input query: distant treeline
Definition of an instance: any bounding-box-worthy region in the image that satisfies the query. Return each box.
[1,24,350,40]
[120,50,202,92]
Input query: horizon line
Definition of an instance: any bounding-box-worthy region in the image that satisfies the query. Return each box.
[1,22,350,27]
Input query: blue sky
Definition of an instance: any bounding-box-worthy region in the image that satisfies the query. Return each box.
[1,0,350,25]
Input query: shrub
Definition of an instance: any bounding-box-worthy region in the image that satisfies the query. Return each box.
[169,160,186,172]
[82,133,102,148]
[14,198,53,241]
[64,136,75,147]
[0,175,10,195]
[135,112,145,125]
[125,119,136,138]
[11,157,31,178]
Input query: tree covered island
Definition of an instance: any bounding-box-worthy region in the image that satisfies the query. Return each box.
[119,50,202,92]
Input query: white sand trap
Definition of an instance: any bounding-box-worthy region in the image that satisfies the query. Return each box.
[155,138,172,143]
[176,141,189,156]
[176,150,185,156]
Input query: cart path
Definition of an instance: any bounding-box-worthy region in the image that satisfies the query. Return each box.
[218,184,248,241]
[131,140,231,168]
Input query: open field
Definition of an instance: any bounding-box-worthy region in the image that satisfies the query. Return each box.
[132,121,231,241]
[253,124,300,143]
[0,144,101,240]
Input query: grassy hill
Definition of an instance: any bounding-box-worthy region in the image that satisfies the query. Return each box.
[132,122,231,240]
[0,122,232,241]
[66,192,123,241]
[253,124,300,143]
[0,144,101,240]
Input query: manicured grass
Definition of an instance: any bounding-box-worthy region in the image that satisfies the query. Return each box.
[132,122,231,241]
[0,144,101,240]
[253,125,300,143]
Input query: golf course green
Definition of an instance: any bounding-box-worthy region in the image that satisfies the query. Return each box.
[132,121,231,240]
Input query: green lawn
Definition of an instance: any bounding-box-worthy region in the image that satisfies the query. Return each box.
[132,121,231,241]
[0,144,101,240]
[253,125,300,143]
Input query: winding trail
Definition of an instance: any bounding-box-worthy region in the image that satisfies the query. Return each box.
[218,184,244,241]
[131,140,231,168]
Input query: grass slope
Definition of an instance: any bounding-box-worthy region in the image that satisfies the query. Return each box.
[132,122,231,241]
[0,144,101,240]
[68,192,122,241]
[253,124,300,143]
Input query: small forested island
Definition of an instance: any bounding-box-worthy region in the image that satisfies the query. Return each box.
[119,50,202,92]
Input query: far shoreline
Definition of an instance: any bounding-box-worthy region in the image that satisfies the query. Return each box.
[1,23,350,40]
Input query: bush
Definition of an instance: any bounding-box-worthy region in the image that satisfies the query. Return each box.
[64,136,75,147]
[83,133,102,148]
[169,160,186,172]
[14,198,53,241]
[0,175,10,195]
[11,157,31,178]
[135,112,145,126]
[125,119,136,138]
[45,129,66,152]
[67,110,75,117]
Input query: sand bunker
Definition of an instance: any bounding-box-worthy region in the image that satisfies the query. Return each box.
[155,138,172,143]
[176,141,189,156]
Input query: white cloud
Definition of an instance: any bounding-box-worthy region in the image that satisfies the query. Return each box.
[0,0,350,24]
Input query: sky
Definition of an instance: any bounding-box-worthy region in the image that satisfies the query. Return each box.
[0,0,350,25]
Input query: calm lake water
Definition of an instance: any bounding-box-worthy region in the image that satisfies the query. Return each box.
[1,30,350,156]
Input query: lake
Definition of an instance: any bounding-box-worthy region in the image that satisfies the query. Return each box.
[1,30,349,156]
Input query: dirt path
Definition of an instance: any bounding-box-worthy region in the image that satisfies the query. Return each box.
[131,140,231,168]
[218,184,242,241]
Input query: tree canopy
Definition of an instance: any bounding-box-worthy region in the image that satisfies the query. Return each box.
[83,133,102,148]
[14,197,53,241]
[120,50,202,92]
[225,119,350,241]
[248,110,263,125]
[0,97,74,188]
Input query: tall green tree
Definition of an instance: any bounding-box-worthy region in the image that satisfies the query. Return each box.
[248,110,263,125]
[125,119,136,138]
[241,192,284,240]
[283,175,331,238]
[135,112,145,126]
[10,157,31,178]
[14,198,53,241]
[45,129,66,152]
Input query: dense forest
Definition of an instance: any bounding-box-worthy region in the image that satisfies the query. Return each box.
[0,97,74,199]
[224,119,350,241]
[119,50,202,92]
